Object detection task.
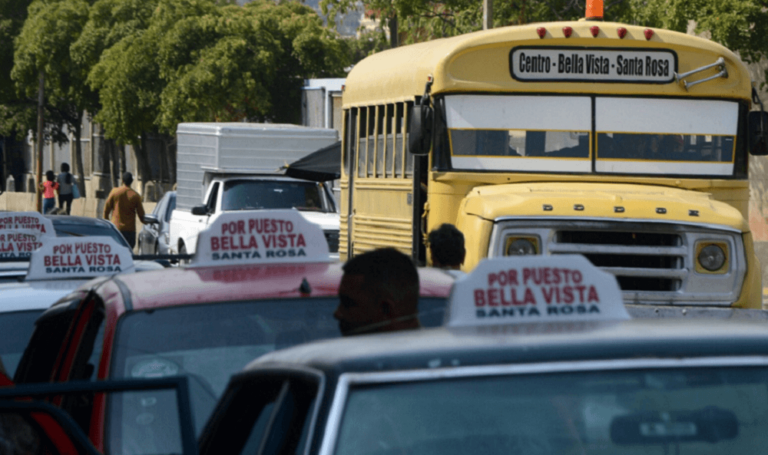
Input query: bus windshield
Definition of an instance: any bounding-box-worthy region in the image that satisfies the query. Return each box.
[445,95,738,176]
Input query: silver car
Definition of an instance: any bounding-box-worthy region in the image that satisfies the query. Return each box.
[138,191,176,255]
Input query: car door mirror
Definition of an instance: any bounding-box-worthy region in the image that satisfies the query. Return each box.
[748,111,768,156]
[144,214,160,224]
[191,205,209,216]
[0,402,101,455]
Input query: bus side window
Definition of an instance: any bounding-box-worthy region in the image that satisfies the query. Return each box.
[376,105,386,178]
[357,108,367,178]
[405,102,414,177]
[342,110,353,177]
[395,103,404,178]
[368,106,377,177]
[385,104,395,178]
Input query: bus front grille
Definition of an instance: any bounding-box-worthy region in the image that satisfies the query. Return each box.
[552,230,684,292]
[490,219,745,305]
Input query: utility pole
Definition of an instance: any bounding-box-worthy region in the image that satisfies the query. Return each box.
[389,15,398,48]
[36,70,44,213]
[483,0,493,30]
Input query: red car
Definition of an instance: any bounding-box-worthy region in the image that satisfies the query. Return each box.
[14,211,454,455]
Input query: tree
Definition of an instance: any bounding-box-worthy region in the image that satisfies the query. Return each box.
[73,0,160,187]
[155,0,349,129]
[0,0,34,139]
[12,0,94,192]
[324,0,768,85]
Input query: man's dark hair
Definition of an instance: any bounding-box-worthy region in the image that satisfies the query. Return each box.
[342,248,419,310]
[428,223,465,267]
[122,172,133,186]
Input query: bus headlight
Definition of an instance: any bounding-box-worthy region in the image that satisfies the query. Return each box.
[697,243,727,272]
[505,237,539,256]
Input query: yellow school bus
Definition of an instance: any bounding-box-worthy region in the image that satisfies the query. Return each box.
[339,15,768,308]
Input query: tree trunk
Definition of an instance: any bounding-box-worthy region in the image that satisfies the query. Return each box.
[118,143,126,175]
[73,117,86,198]
[108,139,119,189]
[163,134,176,185]
[134,133,153,195]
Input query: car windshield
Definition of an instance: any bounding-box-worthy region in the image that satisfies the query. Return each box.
[221,180,327,212]
[52,221,129,247]
[108,296,446,455]
[0,310,44,377]
[335,366,768,455]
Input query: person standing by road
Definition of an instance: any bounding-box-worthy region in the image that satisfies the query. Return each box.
[104,172,145,249]
[335,248,421,336]
[38,170,59,214]
[57,162,74,215]
[428,223,466,273]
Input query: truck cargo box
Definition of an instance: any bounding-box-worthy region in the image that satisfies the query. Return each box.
[176,123,338,211]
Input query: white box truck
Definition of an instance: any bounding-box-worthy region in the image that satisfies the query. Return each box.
[169,123,340,256]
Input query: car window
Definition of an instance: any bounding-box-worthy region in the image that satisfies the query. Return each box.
[14,299,81,383]
[108,296,447,455]
[206,183,220,213]
[152,198,164,217]
[53,223,130,248]
[0,310,45,377]
[335,367,768,455]
[221,180,327,212]
[199,376,320,455]
[165,195,176,222]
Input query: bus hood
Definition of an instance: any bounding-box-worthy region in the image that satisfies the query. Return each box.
[461,182,748,232]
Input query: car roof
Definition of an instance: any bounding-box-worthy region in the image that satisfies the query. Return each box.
[0,279,89,312]
[246,320,768,375]
[88,263,454,313]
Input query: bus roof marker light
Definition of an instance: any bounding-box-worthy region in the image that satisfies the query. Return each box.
[585,0,603,20]
[590,26,600,37]
[537,27,547,38]
[563,26,573,38]
[617,27,628,39]
[644,28,654,40]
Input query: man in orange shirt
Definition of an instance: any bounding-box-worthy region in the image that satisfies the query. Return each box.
[104,172,146,249]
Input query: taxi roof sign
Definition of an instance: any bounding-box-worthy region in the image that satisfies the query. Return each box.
[0,212,56,259]
[26,236,134,281]
[446,255,629,327]
[191,210,330,267]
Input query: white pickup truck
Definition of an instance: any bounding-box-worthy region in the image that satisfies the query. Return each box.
[169,122,340,257]
[170,174,339,255]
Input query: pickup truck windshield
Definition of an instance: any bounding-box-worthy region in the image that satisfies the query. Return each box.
[222,180,326,212]
[336,366,767,455]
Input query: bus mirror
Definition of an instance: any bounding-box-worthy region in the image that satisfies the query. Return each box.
[408,104,433,156]
[748,111,768,156]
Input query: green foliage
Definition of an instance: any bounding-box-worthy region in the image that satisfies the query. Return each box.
[325,0,768,86]
[10,0,95,145]
[155,0,348,129]
[345,28,388,63]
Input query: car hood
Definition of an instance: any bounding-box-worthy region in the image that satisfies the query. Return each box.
[297,211,340,232]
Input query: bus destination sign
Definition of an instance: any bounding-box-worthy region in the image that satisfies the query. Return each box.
[510,47,677,83]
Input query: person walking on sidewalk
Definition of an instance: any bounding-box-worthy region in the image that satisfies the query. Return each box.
[39,170,59,214]
[57,162,74,214]
[104,172,146,249]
